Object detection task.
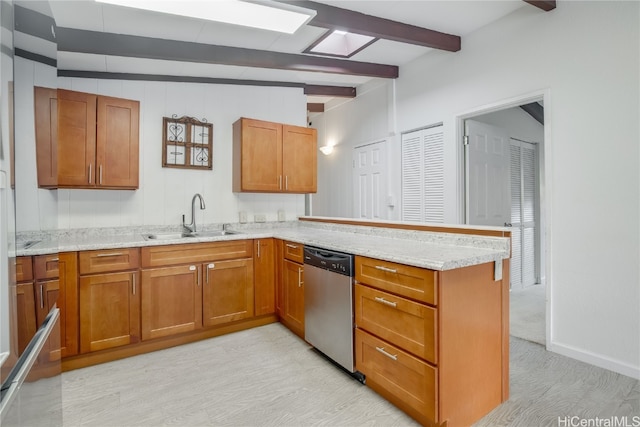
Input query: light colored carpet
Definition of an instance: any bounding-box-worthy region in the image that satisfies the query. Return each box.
[510,284,545,345]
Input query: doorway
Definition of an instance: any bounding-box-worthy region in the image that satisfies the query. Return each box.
[461,96,547,345]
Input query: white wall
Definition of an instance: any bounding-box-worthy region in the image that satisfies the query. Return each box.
[311,79,400,219]
[16,72,309,231]
[14,57,58,232]
[315,2,640,378]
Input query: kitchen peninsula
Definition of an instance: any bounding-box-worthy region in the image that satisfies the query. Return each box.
[15,217,510,427]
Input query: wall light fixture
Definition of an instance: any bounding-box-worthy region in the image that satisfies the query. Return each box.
[319,145,334,156]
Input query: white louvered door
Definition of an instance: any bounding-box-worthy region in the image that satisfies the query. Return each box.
[510,139,538,289]
[401,125,444,223]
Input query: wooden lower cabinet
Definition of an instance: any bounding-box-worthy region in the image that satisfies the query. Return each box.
[355,328,437,424]
[203,258,254,326]
[354,283,437,363]
[254,239,275,316]
[14,282,37,356]
[33,252,79,360]
[355,257,508,427]
[79,271,140,353]
[141,265,202,340]
[281,258,304,337]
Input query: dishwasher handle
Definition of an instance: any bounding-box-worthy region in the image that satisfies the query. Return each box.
[304,247,351,262]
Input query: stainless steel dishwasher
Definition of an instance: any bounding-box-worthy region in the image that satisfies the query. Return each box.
[303,246,365,383]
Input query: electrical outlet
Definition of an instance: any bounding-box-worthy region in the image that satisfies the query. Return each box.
[277,209,286,222]
[254,214,266,223]
[238,211,247,223]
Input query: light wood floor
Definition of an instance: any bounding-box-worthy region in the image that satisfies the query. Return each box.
[62,323,639,427]
[510,284,546,345]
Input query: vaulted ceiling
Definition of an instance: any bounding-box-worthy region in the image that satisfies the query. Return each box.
[18,0,556,108]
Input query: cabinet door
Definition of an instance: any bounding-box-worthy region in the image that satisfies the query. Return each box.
[96,96,139,188]
[79,271,140,353]
[282,259,304,337]
[233,118,282,192]
[282,125,317,193]
[141,265,202,340]
[59,252,79,357]
[34,279,61,361]
[57,89,97,187]
[14,282,37,356]
[275,240,284,318]
[34,86,57,188]
[203,259,254,326]
[254,239,275,316]
[34,252,79,358]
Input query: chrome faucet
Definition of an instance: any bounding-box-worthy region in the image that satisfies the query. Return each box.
[182,193,206,233]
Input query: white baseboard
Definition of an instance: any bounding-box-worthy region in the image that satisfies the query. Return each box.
[548,341,640,380]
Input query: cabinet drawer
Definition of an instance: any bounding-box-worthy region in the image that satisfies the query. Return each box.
[141,240,252,268]
[80,248,140,275]
[355,328,437,423]
[355,256,437,305]
[34,254,60,280]
[355,284,437,364]
[15,256,33,282]
[282,240,304,263]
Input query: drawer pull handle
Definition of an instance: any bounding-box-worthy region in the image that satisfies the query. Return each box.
[49,258,59,262]
[132,273,136,295]
[375,346,398,361]
[374,296,397,308]
[96,252,124,258]
[286,244,298,249]
[375,265,397,273]
[298,268,303,287]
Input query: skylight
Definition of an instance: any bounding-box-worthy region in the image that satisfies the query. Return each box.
[305,30,377,58]
[95,0,316,34]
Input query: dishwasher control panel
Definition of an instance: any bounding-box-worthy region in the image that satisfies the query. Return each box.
[303,246,353,277]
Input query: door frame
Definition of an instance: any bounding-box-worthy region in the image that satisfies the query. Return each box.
[455,89,552,348]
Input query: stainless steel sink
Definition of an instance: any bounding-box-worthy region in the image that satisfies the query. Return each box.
[141,230,241,241]
[185,230,242,238]
[16,240,41,250]
[141,232,193,241]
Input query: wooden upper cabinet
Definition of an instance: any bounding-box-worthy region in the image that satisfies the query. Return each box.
[57,89,97,188]
[36,87,139,189]
[233,118,282,192]
[282,125,317,193]
[34,87,58,188]
[96,96,139,188]
[233,117,317,193]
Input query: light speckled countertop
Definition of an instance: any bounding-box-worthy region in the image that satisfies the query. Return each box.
[16,219,510,271]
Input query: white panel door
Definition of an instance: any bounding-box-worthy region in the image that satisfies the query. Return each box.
[352,141,387,220]
[465,120,511,226]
